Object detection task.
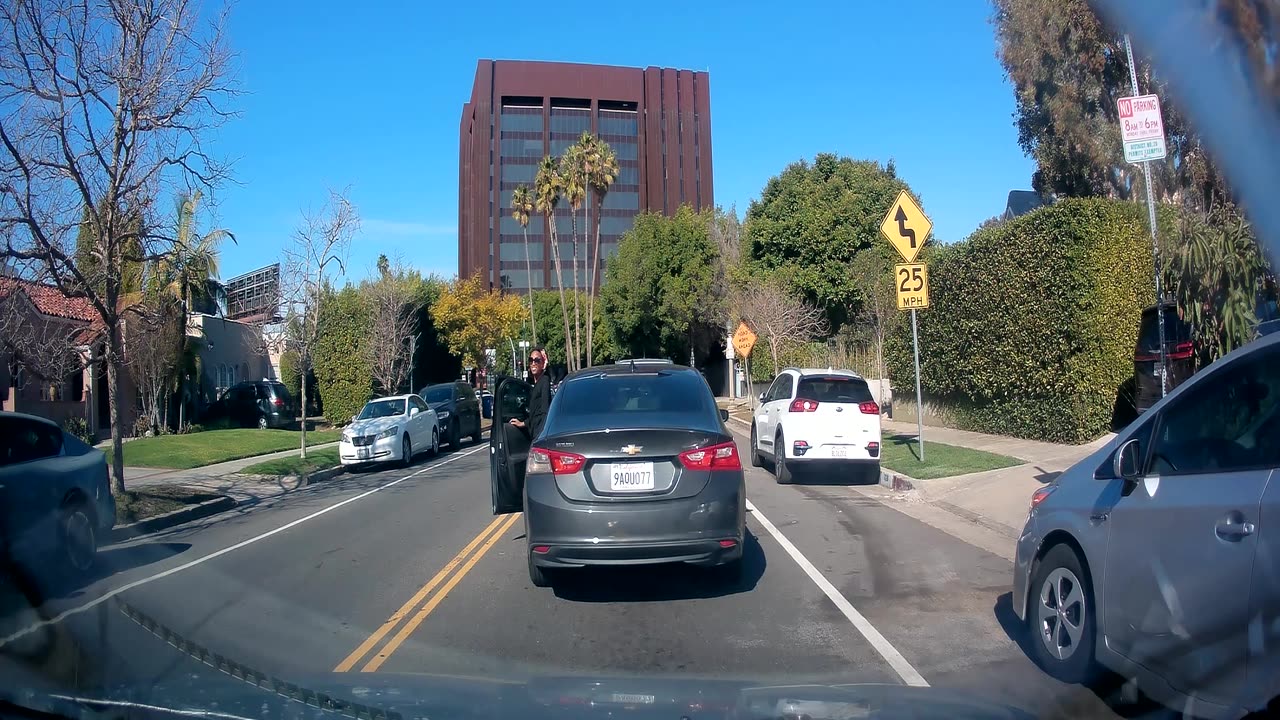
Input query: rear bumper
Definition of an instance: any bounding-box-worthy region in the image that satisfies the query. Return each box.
[525,471,745,567]
[531,538,743,568]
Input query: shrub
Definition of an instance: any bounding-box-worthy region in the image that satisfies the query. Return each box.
[885,198,1171,443]
[63,416,95,445]
[313,285,374,426]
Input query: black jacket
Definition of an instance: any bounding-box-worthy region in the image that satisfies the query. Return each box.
[527,374,551,440]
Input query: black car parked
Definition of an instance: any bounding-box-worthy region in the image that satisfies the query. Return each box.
[205,380,296,429]
[1133,303,1195,415]
[418,382,483,449]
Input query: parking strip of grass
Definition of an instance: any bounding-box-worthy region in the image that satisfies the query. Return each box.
[115,485,225,525]
[241,447,340,477]
[880,434,1021,480]
[107,428,341,469]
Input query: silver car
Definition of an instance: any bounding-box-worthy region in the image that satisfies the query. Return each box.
[489,361,745,588]
[1013,331,1280,719]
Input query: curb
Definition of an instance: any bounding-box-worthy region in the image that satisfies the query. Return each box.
[296,465,345,486]
[108,495,237,543]
[878,468,916,492]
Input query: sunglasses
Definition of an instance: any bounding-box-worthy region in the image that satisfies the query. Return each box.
[529,356,544,364]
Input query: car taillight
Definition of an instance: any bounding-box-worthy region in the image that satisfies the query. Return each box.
[1168,341,1194,360]
[528,448,585,475]
[859,401,879,414]
[679,441,741,471]
[789,398,819,412]
[273,397,285,407]
[1030,486,1056,510]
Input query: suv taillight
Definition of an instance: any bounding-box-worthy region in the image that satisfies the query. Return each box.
[679,441,741,470]
[272,396,285,407]
[789,398,819,412]
[859,401,879,414]
[528,448,586,475]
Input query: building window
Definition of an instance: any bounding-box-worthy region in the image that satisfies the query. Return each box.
[40,381,65,402]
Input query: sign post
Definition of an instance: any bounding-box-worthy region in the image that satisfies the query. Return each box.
[880,190,933,461]
[1120,34,1169,398]
[732,321,759,410]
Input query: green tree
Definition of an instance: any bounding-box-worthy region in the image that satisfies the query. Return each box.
[991,0,1240,208]
[531,289,616,370]
[1171,204,1275,364]
[600,206,721,363]
[584,134,618,367]
[744,154,914,330]
[433,274,528,369]
[279,349,303,404]
[74,202,145,297]
[313,285,374,425]
[560,145,587,369]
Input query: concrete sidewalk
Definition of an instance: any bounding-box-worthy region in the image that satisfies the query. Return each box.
[880,419,1116,537]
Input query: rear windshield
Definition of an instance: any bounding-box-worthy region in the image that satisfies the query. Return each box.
[1137,308,1192,352]
[797,376,874,403]
[543,371,718,435]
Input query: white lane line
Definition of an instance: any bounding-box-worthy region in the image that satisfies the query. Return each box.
[0,444,489,649]
[723,419,929,687]
[745,498,929,687]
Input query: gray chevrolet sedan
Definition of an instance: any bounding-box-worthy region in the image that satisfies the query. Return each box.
[489,360,745,588]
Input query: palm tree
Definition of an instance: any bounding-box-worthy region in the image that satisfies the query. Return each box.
[585,138,618,367]
[510,185,537,345]
[535,156,575,372]
[164,190,234,428]
[559,146,587,371]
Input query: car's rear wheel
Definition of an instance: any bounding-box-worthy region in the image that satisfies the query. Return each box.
[401,435,412,468]
[749,424,763,467]
[1029,544,1099,684]
[60,501,97,575]
[471,417,483,443]
[774,430,792,484]
[429,427,440,457]
[528,549,552,588]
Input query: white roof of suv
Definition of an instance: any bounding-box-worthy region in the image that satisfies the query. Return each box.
[788,368,866,379]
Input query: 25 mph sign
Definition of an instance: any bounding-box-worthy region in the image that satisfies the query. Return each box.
[1117,94,1167,163]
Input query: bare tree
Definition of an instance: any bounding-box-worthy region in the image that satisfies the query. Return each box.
[281,190,358,459]
[736,273,828,374]
[849,248,900,403]
[366,255,418,395]
[125,300,183,435]
[0,0,236,493]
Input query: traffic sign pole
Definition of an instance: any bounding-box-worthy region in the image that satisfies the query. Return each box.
[910,308,924,462]
[1125,33,1169,398]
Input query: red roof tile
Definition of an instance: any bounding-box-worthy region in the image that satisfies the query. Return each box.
[0,278,98,323]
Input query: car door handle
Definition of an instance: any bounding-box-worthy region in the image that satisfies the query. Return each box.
[1216,518,1256,541]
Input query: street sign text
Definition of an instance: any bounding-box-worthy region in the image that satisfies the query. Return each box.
[1117,93,1167,163]
[895,263,929,310]
[732,321,758,358]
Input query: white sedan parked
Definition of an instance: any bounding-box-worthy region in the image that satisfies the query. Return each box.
[340,395,439,467]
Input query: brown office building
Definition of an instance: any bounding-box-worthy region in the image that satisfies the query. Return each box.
[458,60,713,291]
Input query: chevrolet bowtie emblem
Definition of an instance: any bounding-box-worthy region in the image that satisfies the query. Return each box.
[621,444,643,455]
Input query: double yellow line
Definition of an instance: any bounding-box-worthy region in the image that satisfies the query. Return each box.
[333,512,522,673]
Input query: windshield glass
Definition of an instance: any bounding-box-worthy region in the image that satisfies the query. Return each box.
[422,387,452,404]
[357,398,406,420]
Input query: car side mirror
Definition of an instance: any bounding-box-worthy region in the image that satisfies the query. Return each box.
[719,408,730,422]
[410,407,420,416]
[1113,438,1143,481]
[758,393,766,403]
[350,415,357,424]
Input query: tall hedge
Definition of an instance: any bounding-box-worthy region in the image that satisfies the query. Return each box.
[313,285,374,425]
[885,198,1169,443]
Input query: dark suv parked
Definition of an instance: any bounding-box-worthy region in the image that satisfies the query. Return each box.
[206,381,296,429]
[1133,303,1195,415]
[418,382,483,449]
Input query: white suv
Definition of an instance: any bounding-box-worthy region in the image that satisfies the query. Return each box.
[749,368,882,483]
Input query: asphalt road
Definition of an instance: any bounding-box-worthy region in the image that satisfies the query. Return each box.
[0,424,1149,719]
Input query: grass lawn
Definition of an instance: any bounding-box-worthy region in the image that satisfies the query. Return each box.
[241,447,340,477]
[115,485,224,525]
[880,434,1021,479]
[108,428,341,469]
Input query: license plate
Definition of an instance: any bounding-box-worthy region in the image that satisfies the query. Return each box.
[610,462,655,491]
[832,446,847,458]
[357,447,371,459]
[610,693,655,705]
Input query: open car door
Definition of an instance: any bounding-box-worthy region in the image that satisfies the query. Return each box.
[490,377,532,515]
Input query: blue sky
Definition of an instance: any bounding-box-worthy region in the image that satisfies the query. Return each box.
[206,0,1034,284]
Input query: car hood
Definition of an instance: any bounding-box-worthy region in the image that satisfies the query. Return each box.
[346,415,407,436]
